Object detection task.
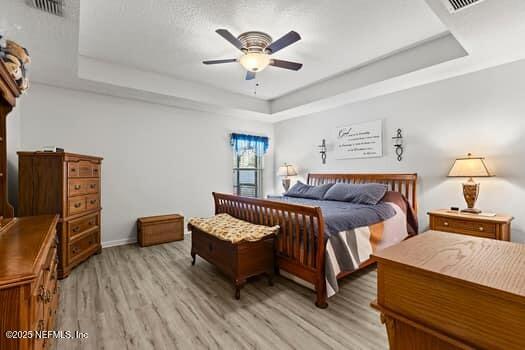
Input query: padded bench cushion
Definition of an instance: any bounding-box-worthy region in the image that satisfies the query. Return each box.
[188,213,279,243]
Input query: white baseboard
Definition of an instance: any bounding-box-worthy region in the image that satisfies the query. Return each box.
[102,232,191,248]
[102,237,137,248]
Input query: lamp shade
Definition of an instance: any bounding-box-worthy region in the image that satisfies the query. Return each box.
[448,154,492,177]
[277,164,298,177]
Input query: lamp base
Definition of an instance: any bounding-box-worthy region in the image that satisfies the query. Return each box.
[461,208,482,214]
[462,179,480,214]
[282,178,291,192]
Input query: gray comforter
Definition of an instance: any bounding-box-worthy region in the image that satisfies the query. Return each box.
[276,196,396,238]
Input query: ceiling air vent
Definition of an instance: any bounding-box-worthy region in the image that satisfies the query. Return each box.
[26,0,64,17]
[444,0,485,13]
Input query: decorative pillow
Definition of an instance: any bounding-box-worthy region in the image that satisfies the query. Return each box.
[285,181,334,200]
[323,183,388,205]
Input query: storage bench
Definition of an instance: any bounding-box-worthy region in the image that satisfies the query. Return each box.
[188,214,278,299]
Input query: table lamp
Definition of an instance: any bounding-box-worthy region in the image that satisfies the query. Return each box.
[277,163,298,192]
[448,153,493,214]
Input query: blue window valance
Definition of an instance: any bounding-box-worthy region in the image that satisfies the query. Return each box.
[230,133,269,156]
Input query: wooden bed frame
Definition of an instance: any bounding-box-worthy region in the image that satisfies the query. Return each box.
[213,173,418,308]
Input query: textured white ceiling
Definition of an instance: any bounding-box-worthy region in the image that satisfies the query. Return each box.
[79,0,447,100]
[5,0,525,121]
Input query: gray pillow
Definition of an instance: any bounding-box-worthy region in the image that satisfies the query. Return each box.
[323,183,388,205]
[285,181,334,200]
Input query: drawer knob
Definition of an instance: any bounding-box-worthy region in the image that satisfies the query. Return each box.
[89,220,95,226]
[74,185,81,190]
[479,226,484,232]
[90,184,96,189]
[38,285,45,300]
[72,226,80,233]
[90,200,97,204]
[74,203,82,208]
[44,290,51,303]
[208,243,213,251]
[71,168,76,172]
[443,221,449,226]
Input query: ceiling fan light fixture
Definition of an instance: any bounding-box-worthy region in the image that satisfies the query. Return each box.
[239,52,270,72]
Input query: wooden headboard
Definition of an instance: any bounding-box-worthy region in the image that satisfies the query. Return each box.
[307,173,418,214]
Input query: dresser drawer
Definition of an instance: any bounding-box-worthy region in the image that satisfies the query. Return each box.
[68,197,86,216]
[432,216,496,238]
[44,239,57,271]
[68,160,100,178]
[86,179,99,194]
[32,271,45,329]
[68,213,99,239]
[69,231,99,262]
[68,179,85,196]
[68,162,79,177]
[68,179,100,197]
[86,194,100,211]
[42,260,57,330]
[92,164,100,177]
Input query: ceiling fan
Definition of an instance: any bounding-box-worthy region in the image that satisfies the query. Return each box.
[203,29,303,80]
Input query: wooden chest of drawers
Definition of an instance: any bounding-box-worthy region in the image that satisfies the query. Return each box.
[18,152,103,279]
[428,209,513,241]
[0,215,60,350]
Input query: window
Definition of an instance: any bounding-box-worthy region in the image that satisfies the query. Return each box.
[233,149,263,197]
[230,133,268,198]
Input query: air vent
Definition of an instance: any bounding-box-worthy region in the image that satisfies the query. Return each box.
[26,0,64,16]
[444,0,485,13]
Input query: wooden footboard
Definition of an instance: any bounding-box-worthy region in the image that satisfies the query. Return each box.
[212,192,328,308]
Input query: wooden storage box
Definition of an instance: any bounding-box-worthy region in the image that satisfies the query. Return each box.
[137,214,184,247]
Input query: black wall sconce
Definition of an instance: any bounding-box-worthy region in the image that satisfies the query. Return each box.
[392,129,403,161]
[318,139,327,164]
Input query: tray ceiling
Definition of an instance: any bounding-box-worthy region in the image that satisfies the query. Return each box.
[79,0,447,100]
[5,0,525,121]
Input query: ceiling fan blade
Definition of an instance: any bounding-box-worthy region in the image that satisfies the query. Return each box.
[202,59,237,65]
[245,71,256,80]
[270,59,303,71]
[216,29,244,51]
[266,31,301,54]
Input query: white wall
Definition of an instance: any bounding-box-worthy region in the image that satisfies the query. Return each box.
[274,59,525,243]
[19,84,274,246]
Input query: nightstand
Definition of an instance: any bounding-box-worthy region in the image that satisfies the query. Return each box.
[428,209,513,241]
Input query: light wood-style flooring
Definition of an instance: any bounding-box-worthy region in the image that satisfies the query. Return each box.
[54,238,387,350]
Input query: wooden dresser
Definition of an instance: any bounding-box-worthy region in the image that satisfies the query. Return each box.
[18,152,103,279]
[0,215,60,350]
[428,209,513,241]
[372,231,525,350]
[1,60,60,349]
